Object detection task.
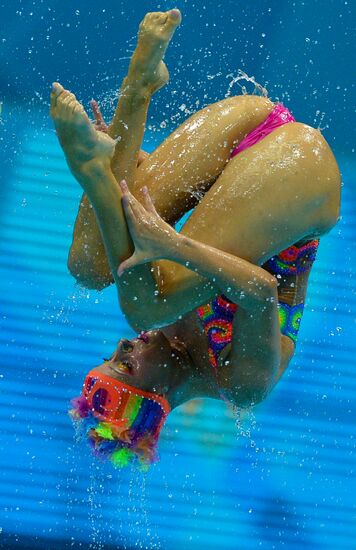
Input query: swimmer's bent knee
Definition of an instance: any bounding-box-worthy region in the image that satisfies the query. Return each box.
[67,252,113,291]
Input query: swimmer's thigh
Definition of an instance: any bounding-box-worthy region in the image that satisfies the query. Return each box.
[181,122,340,260]
[158,122,340,297]
[132,95,274,224]
[68,95,272,289]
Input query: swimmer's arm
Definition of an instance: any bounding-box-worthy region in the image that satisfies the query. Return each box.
[159,234,279,314]
[217,270,311,406]
[115,183,277,331]
[158,235,285,406]
[75,163,247,333]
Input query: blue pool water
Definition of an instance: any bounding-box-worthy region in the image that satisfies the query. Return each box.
[1,1,355,549]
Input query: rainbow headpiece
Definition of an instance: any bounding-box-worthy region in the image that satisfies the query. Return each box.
[69,368,171,470]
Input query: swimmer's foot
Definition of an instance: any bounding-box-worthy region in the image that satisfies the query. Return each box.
[127,9,182,95]
[50,82,115,175]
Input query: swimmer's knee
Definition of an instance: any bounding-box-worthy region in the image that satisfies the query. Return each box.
[69,268,114,291]
[213,94,274,115]
[67,253,114,291]
[282,121,330,151]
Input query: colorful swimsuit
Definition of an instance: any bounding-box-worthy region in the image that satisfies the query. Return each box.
[196,104,319,371]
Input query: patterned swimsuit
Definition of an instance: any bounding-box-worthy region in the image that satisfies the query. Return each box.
[196,103,319,371]
[196,239,319,369]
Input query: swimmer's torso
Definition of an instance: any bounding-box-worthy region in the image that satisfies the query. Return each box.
[162,236,320,388]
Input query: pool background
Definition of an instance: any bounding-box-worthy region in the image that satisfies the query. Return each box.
[0,1,355,549]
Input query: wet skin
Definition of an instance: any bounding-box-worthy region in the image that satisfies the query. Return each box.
[94,331,177,394]
[52,7,340,409]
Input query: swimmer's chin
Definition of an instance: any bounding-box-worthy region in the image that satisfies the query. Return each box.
[95,362,133,380]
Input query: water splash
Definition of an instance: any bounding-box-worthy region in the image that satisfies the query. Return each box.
[88,467,106,550]
[314,109,327,131]
[225,69,268,98]
[231,405,258,443]
[229,405,285,457]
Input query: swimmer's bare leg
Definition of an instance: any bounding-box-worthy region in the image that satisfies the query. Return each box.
[50,82,172,331]
[90,99,149,166]
[68,100,149,289]
[67,10,181,289]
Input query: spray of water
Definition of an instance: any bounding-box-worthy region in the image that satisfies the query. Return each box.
[225,69,269,98]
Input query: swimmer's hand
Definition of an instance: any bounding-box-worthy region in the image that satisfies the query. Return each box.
[90,99,109,133]
[118,180,179,276]
[90,99,148,166]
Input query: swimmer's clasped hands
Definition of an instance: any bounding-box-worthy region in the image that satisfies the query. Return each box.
[118,180,180,276]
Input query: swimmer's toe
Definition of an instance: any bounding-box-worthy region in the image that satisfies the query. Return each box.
[50,82,65,113]
[159,9,181,41]
[57,90,76,118]
[52,82,64,96]
[167,9,182,25]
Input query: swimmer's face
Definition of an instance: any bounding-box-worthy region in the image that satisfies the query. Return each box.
[94,330,174,395]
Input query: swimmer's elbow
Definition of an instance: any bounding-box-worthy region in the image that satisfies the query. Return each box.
[219,354,280,409]
[67,254,113,291]
[121,298,169,333]
[223,382,272,410]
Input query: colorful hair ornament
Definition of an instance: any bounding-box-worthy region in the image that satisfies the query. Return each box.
[69,369,171,470]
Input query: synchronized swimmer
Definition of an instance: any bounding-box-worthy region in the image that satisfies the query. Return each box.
[50,9,340,468]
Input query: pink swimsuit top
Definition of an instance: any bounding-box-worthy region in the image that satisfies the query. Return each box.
[196,103,320,371]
